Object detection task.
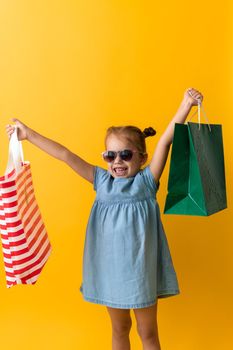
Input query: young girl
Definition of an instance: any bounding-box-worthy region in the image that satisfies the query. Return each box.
[6,87,203,350]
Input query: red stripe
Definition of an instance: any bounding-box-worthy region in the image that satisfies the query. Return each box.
[17,176,32,192]
[17,169,30,182]
[1,212,17,218]
[22,213,42,241]
[11,231,48,265]
[1,190,17,199]
[0,171,31,199]
[0,168,31,198]
[1,242,10,249]
[3,253,11,259]
[2,214,44,249]
[4,261,15,268]
[6,272,16,277]
[7,246,29,257]
[6,281,17,287]
[0,168,15,182]
[6,194,36,223]
[17,179,33,197]
[3,200,18,208]
[7,229,25,238]
[27,217,45,249]
[0,180,16,189]
[7,220,22,228]
[11,241,51,274]
[18,187,33,209]
[18,190,35,214]
[4,261,14,268]
[22,196,37,218]
[20,265,46,283]
[16,165,30,182]
[7,238,27,250]
[16,171,31,190]
[4,242,51,274]
[6,223,45,257]
[0,190,33,218]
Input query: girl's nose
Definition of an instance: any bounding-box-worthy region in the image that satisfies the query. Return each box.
[114,154,123,163]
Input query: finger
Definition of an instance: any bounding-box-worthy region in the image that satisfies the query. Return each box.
[187,88,197,97]
[188,88,200,95]
[6,125,15,132]
[193,93,203,100]
[11,118,21,125]
[191,90,201,98]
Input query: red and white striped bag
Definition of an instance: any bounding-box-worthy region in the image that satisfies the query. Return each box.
[0,127,52,288]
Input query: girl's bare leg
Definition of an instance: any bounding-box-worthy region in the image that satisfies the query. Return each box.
[133,302,161,350]
[106,306,132,350]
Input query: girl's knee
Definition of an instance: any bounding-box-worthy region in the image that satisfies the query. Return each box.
[137,326,159,342]
[112,319,132,337]
[107,306,132,337]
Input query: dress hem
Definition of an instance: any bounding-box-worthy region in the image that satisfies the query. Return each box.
[79,289,180,309]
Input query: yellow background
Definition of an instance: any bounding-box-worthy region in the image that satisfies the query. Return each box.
[0,1,232,349]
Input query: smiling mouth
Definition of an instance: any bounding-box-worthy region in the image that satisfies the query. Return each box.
[113,167,128,175]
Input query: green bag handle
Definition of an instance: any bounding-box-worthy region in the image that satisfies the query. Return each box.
[187,102,212,132]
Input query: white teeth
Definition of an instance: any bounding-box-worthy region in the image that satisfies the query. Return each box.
[114,167,127,175]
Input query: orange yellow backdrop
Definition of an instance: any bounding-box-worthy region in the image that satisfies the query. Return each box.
[0,1,232,349]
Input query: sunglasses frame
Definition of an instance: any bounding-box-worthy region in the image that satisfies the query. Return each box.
[101,149,146,162]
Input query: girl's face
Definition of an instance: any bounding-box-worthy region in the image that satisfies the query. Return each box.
[105,134,148,178]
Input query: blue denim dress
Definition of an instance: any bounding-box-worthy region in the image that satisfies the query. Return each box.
[79,165,180,309]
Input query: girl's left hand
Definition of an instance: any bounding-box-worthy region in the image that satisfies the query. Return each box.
[184,87,203,106]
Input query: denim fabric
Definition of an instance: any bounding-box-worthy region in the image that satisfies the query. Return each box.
[79,165,180,309]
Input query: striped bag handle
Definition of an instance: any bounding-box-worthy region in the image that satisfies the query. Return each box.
[5,126,24,176]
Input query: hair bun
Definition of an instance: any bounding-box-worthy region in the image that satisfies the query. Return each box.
[143,127,156,138]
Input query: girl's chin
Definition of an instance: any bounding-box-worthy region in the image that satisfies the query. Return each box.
[112,173,128,178]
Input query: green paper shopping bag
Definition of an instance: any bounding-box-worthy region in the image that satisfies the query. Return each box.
[164,103,227,216]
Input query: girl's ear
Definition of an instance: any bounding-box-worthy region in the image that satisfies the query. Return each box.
[140,153,148,165]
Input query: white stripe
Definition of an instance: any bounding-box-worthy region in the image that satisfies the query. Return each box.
[0,167,31,196]
[9,225,47,261]
[2,188,34,216]
[9,234,50,270]
[2,248,13,256]
[0,224,7,231]
[3,188,35,223]
[7,244,52,280]
[1,209,43,246]
[5,199,39,233]
[5,276,16,282]
[1,194,18,205]
[3,257,13,264]
[3,218,46,255]
[4,240,51,283]
[1,183,33,210]
[1,165,31,188]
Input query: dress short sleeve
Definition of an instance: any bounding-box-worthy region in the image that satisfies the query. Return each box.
[142,165,160,194]
[93,166,109,191]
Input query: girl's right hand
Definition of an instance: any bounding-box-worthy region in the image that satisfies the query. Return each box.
[5,118,29,141]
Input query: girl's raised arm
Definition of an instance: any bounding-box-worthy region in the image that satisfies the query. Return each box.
[149,88,203,185]
[6,119,95,184]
